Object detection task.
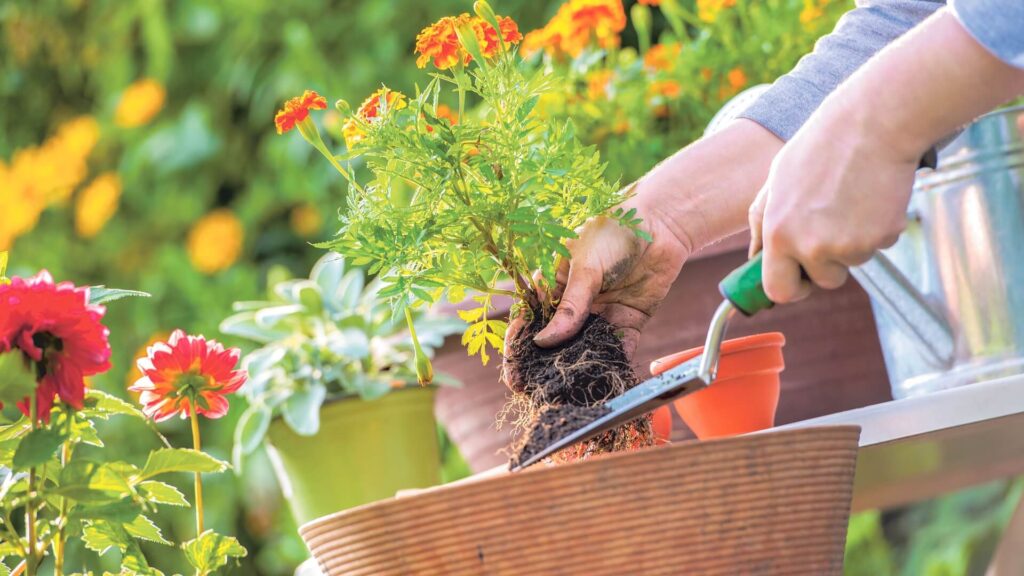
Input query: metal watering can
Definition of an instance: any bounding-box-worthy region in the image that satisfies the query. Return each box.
[708,89,1024,399]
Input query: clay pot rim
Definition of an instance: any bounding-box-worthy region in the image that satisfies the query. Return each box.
[650,331,785,373]
[298,424,859,535]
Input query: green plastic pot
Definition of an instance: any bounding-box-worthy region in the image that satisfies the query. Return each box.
[266,386,441,525]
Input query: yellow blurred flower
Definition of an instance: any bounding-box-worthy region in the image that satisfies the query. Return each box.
[800,0,825,27]
[187,209,244,274]
[75,172,122,238]
[115,79,166,128]
[290,203,323,237]
[0,115,100,248]
[125,331,172,391]
[697,0,737,23]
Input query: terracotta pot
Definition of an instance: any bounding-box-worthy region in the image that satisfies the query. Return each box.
[651,332,785,440]
[301,425,861,576]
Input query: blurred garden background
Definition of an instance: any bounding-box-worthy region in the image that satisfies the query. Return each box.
[1,0,1019,573]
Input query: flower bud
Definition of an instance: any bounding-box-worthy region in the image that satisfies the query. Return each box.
[474,0,502,36]
[334,99,351,115]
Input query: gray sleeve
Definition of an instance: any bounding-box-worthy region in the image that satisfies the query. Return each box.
[739,0,946,141]
[950,0,1024,69]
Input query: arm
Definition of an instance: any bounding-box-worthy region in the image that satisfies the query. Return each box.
[528,0,947,353]
[741,0,946,141]
[755,7,1024,303]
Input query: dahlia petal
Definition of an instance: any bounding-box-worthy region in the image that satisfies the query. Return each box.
[197,392,230,419]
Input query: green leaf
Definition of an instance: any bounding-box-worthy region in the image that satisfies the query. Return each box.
[0,559,11,576]
[235,406,271,456]
[125,514,171,545]
[83,521,131,554]
[282,383,326,436]
[182,530,247,573]
[0,352,36,407]
[87,286,151,305]
[70,418,104,447]
[138,448,229,481]
[137,480,189,507]
[13,427,66,470]
[68,499,143,524]
[82,390,146,420]
[56,460,132,501]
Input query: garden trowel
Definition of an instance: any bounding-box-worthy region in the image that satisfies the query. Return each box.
[511,248,954,471]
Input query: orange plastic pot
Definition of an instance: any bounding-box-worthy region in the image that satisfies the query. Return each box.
[650,332,785,440]
[652,406,672,445]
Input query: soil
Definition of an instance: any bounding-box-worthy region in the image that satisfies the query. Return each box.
[503,309,654,469]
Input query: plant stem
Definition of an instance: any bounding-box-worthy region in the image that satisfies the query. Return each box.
[25,394,38,576]
[53,439,71,576]
[190,409,205,536]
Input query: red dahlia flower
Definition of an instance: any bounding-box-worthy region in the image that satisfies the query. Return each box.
[0,271,112,422]
[130,329,246,422]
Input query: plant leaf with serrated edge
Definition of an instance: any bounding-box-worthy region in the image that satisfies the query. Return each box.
[87,286,151,305]
[82,390,145,420]
[56,460,132,501]
[13,427,66,470]
[137,480,189,507]
[125,514,170,545]
[138,448,228,481]
[68,498,142,524]
[182,529,248,573]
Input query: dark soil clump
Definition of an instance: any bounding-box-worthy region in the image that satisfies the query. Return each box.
[503,309,654,468]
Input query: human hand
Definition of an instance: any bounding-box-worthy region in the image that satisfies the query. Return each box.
[749,108,919,303]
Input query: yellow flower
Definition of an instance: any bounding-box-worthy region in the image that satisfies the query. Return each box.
[522,0,626,58]
[75,172,122,238]
[115,79,166,128]
[290,203,323,237]
[800,0,825,27]
[187,209,244,274]
[586,70,614,100]
[696,0,737,23]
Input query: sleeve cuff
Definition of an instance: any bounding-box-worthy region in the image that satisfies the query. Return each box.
[950,0,1024,69]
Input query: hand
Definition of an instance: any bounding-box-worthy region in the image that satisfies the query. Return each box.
[749,108,918,303]
[503,119,784,359]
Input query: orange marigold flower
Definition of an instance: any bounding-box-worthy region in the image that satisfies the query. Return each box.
[274,90,328,135]
[415,14,521,69]
[649,79,682,99]
[727,67,748,90]
[130,329,246,422]
[357,87,408,121]
[435,104,459,126]
[342,118,365,149]
[522,0,626,58]
[586,70,614,100]
[697,0,737,23]
[644,42,682,72]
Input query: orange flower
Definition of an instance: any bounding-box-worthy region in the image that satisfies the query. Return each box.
[415,13,521,70]
[435,104,459,126]
[523,0,626,58]
[586,70,614,100]
[727,67,748,91]
[649,79,682,99]
[274,90,328,135]
[342,88,408,149]
[357,87,408,121]
[696,0,737,23]
[644,42,682,72]
[800,0,825,26]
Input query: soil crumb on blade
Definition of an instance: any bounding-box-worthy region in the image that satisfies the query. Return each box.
[503,309,654,469]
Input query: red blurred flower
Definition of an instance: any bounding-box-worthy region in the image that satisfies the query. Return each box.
[0,271,111,422]
[274,90,328,135]
[130,329,246,422]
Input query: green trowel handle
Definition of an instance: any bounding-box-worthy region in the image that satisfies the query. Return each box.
[719,252,772,316]
[719,252,811,316]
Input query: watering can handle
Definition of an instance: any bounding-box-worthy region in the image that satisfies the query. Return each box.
[719,251,955,369]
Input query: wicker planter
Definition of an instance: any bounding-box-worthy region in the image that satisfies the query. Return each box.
[301,425,860,575]
[434,238,891,472]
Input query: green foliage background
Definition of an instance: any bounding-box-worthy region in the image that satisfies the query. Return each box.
[0,0,1017,574]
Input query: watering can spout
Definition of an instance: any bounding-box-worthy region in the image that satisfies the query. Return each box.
[851,252,955,370]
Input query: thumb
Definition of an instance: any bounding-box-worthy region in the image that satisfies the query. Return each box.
[534,262,601,348]
[748,184,769,258]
